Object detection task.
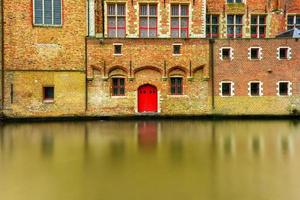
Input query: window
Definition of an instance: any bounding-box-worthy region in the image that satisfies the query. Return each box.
[171,77,183,95]
[227,15,243,38]
[248,82,262,96]
[33,0,62,25]
[139,4,157,38]
[277,47,291,60]
[171,4,189,38]
[114,44,122,55]
[277,81,292,96]
[227,0,243,3]
[220,47,233,60]
[173,44,181,55]
[206,15,219,38]
[251,15,266,38]
[43,86,54,101]
[107,4,126,38]
[220,82,234,97]
[248,47,262,60]
[287,15,300,30]
[112,78,125,96]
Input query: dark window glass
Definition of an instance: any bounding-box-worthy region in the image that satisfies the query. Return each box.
[112,78,125,96]
[222,83,231,96]
[251,15,266,38]
[222,48,231,60]
[43,87,54,100]
[173,45,181,54]
[279,48,288,59]
[206,15,219,38]
[34,0,62,25]
[250,83,260,96]
[251,48,259,59]
[171,78,183,95]
[114,45,122,54]
[279,82,289,96]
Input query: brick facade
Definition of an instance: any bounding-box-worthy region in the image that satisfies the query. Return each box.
[1,0,300,118]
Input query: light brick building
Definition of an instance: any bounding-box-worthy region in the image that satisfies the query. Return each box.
[0,0,300,118]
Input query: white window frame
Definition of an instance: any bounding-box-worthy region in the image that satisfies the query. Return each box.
[287,15,300,30]
[277,46,292,60]
[250,15,266,38]
[113,43,123,56]
[248,81,263,97]
[219,81,235,97]
[33,0,63,26]
[248,47,263,60]
[139,3,158,38]
[219,47,234,61]
[226,14,243,38]
[277,81,292,96]
[106,3,126,38]
[170,4,190,38]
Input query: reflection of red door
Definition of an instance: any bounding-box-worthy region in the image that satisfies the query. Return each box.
[138,122,158,149]
[138,85,158,113]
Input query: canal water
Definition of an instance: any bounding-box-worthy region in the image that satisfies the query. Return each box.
[0,120,300,200]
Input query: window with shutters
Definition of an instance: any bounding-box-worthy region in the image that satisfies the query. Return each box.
[251,15,266,38]
[227,15,243,38]
[33,0,62,26]
[206,15,219,38]
[170,77,183,95]
[107,4,126,38]
[112,78,125,96]
[171,4,189,38]
[139,4,157,38]
[287,15,300,30]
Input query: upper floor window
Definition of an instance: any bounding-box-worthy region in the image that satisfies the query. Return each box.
[251,15,266,38]
[170,77,183,95]
[171,4,189,38]
[112,78,125,96]
[140,4,157,38]
[227,0,243,3]
[206,15,219,38]
[33,0,62,26]
[107,4,126,38]
[287,15,300,30]
[227,15,243,38]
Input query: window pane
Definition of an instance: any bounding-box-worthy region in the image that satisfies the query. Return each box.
[206,15,210,23]
[44,0,53,24]
[108,17,115,27]
[171,18,179,28]
[222,83,231,96]
[251,16,257,24]
[227,15,234,24]
[296,16,300,24]
[140,30,148,38]
[140,5,147,16]
[171,30,179,38]
[117,17,125,28]
[117,4,125,16]
[149,17,157,28]
[206,25,211,34]
[236,15,243,24]
[171,5,179,16]
[181,5,188,16]
[279,83,288,95]
[212,16,218,24]
[120,79,125,86]
[108,29,116,37]
[181,30,188,38]
[34,0,43,24]
[117,29,125,37]
[259,16,265,24]
[108,4,115,15]
[212,25,218,34]
[149,5,157,16]
[227,25,234,34]
[287,16,294,24]
[181,18,188,28]
[149,30,156,37]
[53,0,62,25]
[140,17,147,27]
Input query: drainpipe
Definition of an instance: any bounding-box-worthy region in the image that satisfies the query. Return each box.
[209,39,215,110]
[1,0,4,112]
[102,0,105,38]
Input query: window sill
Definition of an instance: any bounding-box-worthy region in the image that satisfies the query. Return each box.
[113,54,123,56]
[167,95,188,98]
[33,24,63,28]
[111,96,127,99]
[220,95,233,98]
[172,54,182,56]
[43,99,54,104]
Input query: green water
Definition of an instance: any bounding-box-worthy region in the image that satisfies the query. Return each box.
[1,120,300,200]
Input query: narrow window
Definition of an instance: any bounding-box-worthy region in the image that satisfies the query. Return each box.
[227,15,243,38]
[287,15,300,30]
[251,15,266,38]
[107,4,126,38]
[114,44,122,55]
[221,82,232,96]
[249,82,261,96]
[34,0,62,26]
[278,82,291,96]
[171,4,189,38]
[222,48,231,60]
[10,84,13,104]
[206,15,219,38]
[279,48,288,59]
[227,0,243,3]
[171,77,183,95]
[139,4,157,38]
[43,86,54,102]
[250,48,259,60]
[112,78,125,96]
[173,44,181,55]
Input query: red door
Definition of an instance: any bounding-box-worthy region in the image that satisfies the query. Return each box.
[138,85,158,113]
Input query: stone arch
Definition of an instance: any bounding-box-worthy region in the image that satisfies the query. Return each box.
[168,66,188,77]
[108,66,128,78]
[133,66,163,75]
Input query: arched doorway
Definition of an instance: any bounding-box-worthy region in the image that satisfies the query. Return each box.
[138,84,158,113]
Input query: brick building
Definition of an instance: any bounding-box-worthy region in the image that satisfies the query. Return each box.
[1,0,300,118]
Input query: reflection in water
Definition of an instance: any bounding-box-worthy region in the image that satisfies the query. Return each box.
[0,120,300,200]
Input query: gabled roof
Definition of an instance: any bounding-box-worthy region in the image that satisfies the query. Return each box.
[276,28,300,38]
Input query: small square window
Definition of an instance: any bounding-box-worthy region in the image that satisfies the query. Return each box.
[173,45,181,55]
[221,82,232,96]
[43,86,54,101]
[222,48,231,60]
[279,48,288,59]
[250,48,259,59]
[249,82,261,96]
[279,82,289,96]
[114,44,122,55]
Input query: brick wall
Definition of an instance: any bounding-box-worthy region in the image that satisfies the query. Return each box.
[213,38,300,115]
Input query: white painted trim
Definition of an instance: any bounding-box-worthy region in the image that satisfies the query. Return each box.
[88,0,95,36]
[248,47,263,60]
[276,81,292,96]
[248,81,263,96]
[219,81,235,97]
[219,47,234,61]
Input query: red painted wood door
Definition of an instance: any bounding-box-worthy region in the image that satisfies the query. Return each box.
[138,85,158,113]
